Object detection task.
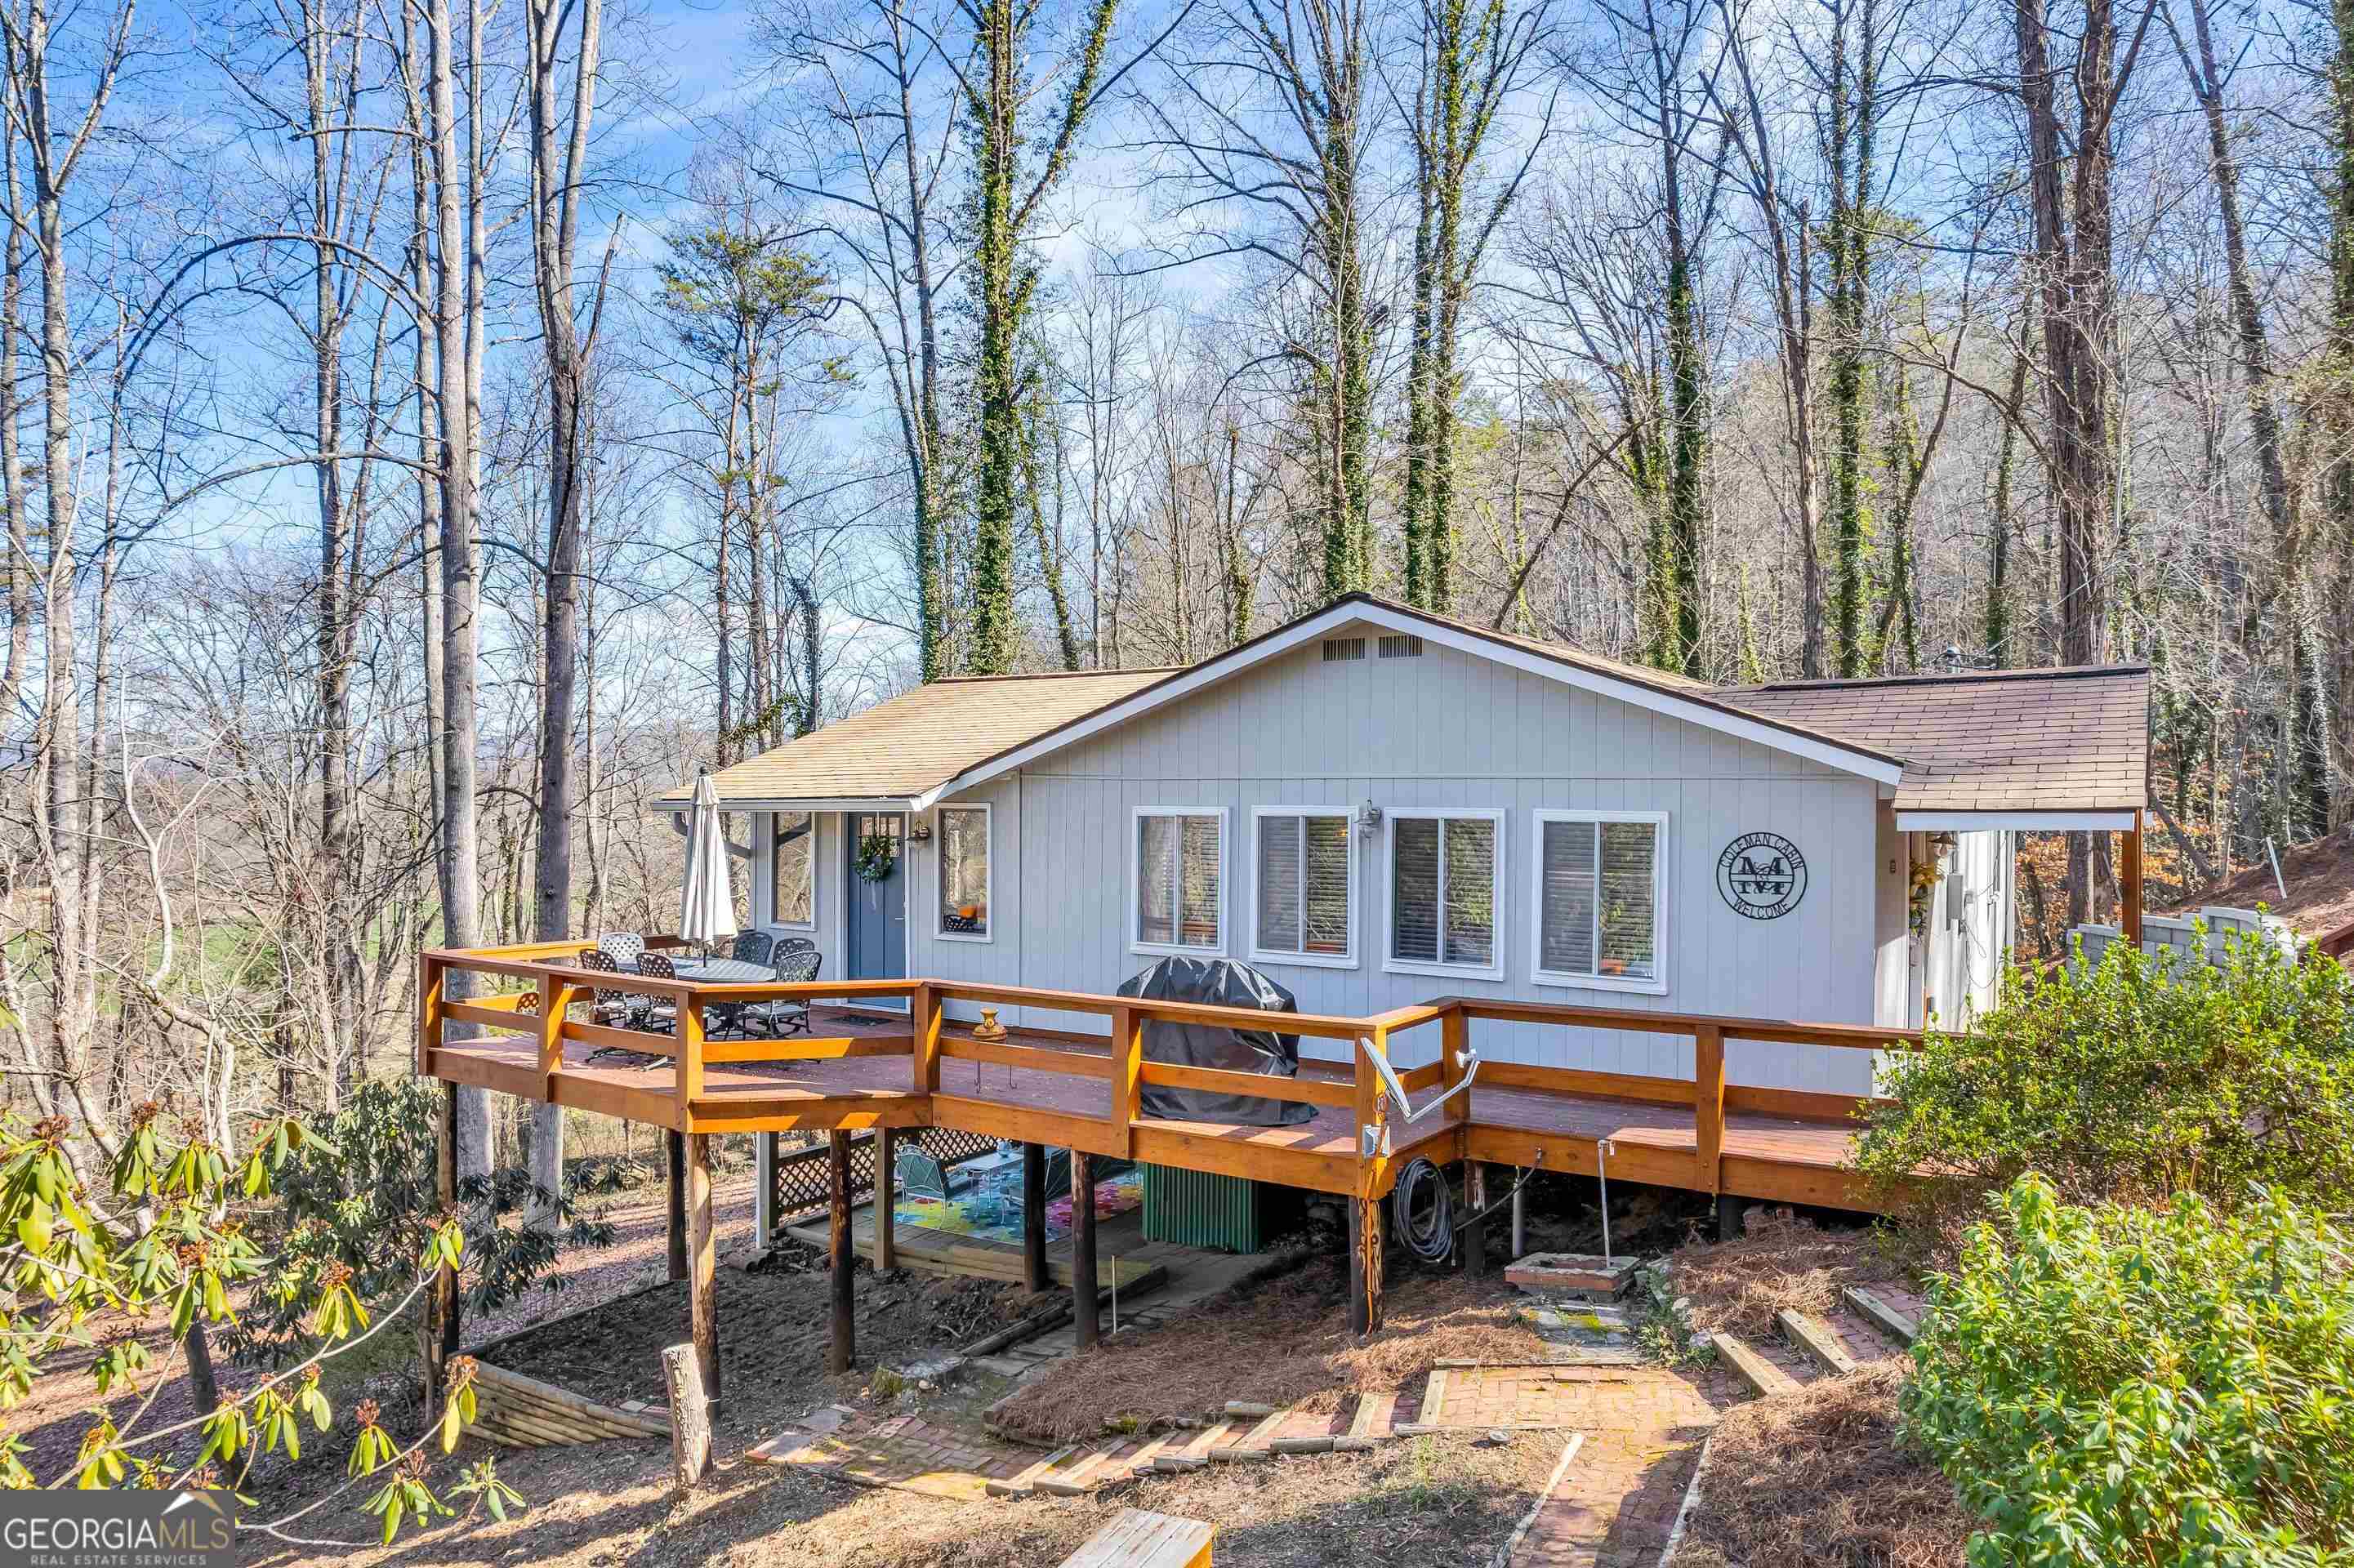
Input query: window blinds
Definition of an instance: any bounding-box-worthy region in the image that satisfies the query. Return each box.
[1540,816,1658,982]
[1139,813,1221,948]
[1392,815,1496,967]
[1257,813,1350,957]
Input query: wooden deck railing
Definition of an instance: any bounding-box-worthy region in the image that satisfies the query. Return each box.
[420,939,1924,1208]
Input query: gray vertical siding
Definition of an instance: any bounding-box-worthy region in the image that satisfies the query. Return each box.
[900,622,1893,1094]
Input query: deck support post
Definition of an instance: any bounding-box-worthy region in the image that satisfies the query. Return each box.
[1021,1142,1048,1294]
[875,1127,898,1273]
[2121,810,2145,947]
[828,1129,856,1372]
[1693,1022,1726,1196]
[685,1132,720,1408]
[1460,1161,1487,1278]
[1070,1149,1098,1349]
[1348,1192,1384,1336]
[1349,1025,1389,1336]
[665,1130,688,1282]
[754,1133,778,1252]
[1715,1193,1746,1242]
[425,1076,461,1410]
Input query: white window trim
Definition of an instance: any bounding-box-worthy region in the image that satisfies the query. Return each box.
[1129,806,1228,957]
[1529,808,1670,996]
[771,811,820,932]
[1248,806,1359,971]
[934,802,993,944]
[1382,807,1507,981]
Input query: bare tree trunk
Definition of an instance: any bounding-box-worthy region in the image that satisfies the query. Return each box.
[523,0,604,1216]
[425,0,490,1178]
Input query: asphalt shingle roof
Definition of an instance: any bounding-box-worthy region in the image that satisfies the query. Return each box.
[1714,666,2149,813]
[657,667,1175,806]
[666,597,2148,816]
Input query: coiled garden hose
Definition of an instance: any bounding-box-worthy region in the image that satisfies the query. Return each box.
[1391,1156,1455,1263]
[1391,1153,1544,1265]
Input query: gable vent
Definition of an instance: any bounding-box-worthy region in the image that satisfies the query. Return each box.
[1377,634,1424,659]
[1322,637,1366,662]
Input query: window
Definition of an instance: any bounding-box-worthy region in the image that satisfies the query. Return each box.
[1253,810,1355,967]
[1531,810,1665,992]
[1133,808,1225,953]
[937,804,991,939]
[772,812,816,927]
[1387,810,1503,976]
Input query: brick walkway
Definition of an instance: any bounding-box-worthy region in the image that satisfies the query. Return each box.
[1501,1366,1734,1568]
[752,1414,1036,1501]
[749,1357,1739,1568]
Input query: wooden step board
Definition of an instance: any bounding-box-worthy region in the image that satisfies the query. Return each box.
[1152,1421,1233,1473]
[1059,1508,1215,1568]
[987,1443,1082,1498]
[1840,1285,1919,1348]
[1711,1333,1802,1401]
[463,1363,668,1448]
[1777,1308,1857,1378]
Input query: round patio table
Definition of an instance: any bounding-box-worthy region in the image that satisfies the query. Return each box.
[658,956,775,983]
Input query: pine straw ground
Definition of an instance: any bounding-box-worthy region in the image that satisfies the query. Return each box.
[1666,1206,1912,1337]
[1670,1364,1974,1568]
[990,1252,1544,1442]
[1664,1211,1974,1568]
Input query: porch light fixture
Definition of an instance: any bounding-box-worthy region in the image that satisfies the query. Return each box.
[910,814,933,842]
[1355,800,1383,835]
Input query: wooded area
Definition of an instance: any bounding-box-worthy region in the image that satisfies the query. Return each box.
[0,0,2340,1200]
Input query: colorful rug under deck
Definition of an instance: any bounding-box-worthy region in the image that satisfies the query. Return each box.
[893,1172,1143,1247]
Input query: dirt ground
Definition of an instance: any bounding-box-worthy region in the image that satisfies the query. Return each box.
[490,1254,1040,1448]
[1665,1206,1915,1340]
[243,1424,1568,1568]
[991,1253,1548,1442]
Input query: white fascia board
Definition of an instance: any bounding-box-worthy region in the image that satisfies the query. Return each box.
[655,795,920,815]
[1896,809,2138,832]
[919,599,1903,805]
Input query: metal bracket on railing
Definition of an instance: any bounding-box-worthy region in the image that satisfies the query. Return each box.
[1357,1036,1480,1160]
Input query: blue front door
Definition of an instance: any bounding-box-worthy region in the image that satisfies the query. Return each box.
[846,812,907,982]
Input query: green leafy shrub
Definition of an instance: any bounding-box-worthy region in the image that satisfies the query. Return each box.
[1901,1174,2354,1566]
[229,1079,615,1370]
[1853,933,2354,1229]
[0,1103,493,1542]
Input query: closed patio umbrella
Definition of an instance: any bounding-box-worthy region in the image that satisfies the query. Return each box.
[679,772,739,953]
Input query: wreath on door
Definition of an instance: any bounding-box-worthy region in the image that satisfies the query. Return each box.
[854,831,898,883]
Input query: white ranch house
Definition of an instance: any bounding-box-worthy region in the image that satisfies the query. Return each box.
[663,595,2151,1101]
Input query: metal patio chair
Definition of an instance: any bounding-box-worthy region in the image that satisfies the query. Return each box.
[739,948,823,1038]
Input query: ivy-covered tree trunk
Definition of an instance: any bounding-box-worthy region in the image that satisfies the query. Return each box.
[1403,161,1436,607]
[1403,0,1538,613]
[1826,0,1877,677]
[965,29,1021,675]
[1987,313,2030,662]
[1875,363,1921,673]
[2332,0,2354,821]
[959,0,1120,672]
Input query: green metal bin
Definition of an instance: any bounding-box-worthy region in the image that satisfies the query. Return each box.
[1141,1164,1267,1252]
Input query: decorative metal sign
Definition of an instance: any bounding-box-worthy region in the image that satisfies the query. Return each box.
[1717,831,1808,920]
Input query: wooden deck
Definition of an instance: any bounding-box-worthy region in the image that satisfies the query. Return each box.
[419,945,1899,1213]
